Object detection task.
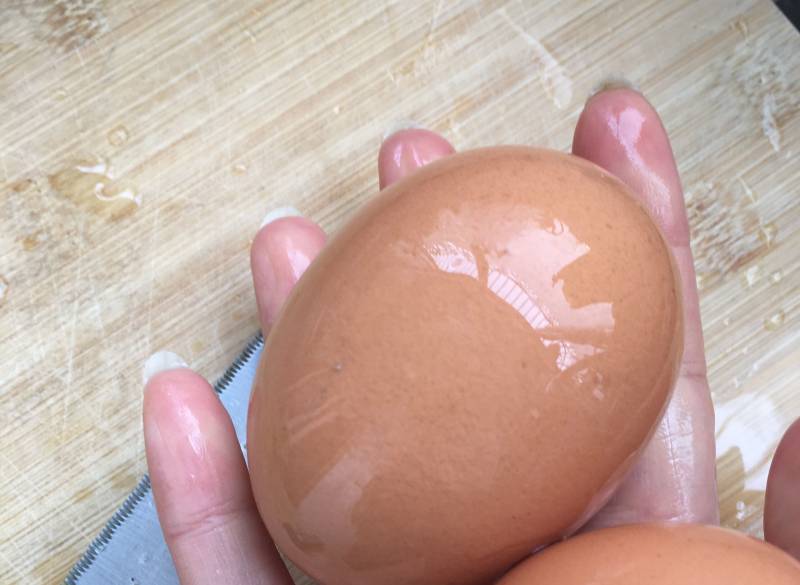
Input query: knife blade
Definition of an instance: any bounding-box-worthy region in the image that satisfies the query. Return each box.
[64,334,264,585]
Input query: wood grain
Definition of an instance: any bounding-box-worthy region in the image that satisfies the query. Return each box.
[0,1,797,583]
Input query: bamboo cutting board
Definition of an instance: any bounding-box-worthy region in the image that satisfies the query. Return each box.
[1,1,798,583]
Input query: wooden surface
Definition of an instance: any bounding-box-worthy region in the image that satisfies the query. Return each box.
[1,1,798,583]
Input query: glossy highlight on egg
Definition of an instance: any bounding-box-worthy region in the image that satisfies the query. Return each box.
[247,147,683,585]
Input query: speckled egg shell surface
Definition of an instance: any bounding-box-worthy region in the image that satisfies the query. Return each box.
[247,147,683,585]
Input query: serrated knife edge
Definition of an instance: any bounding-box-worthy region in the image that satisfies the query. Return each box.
[64,333,265,584]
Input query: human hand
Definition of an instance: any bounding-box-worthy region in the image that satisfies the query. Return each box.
[142,88,796,584]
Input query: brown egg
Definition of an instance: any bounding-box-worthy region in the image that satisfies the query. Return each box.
[247,147,683,585]
[496,523,800,584]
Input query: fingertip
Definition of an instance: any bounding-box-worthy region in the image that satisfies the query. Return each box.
[143,367,208,411]
[251,215,326,331]
[143,368,225,476]
[573,88,664,170]
[572,88,689,245]
[573,88,656,156]
[142,365,295,585]
[378,128,454,189]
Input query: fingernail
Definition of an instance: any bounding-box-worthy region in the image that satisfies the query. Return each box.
[382,119,421,141]
[260,205,301,229]
[588,76,638,100]
[142,351,188,385]
[251,215,326,327]
[378,128,455,189]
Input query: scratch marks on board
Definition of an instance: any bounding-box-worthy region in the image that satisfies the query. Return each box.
[0,452,91,542]
[388,0,447,82]
[497,9,573,110]
[144,206,161,358]
[761,94,781,152]
[424,0,445,52]
[60,217,86,439]
[0,546,27,582]
[0,275,8,306]
[719,36,795,155]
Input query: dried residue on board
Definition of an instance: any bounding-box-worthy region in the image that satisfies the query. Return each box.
[17,0,110,52]
[686,178,775,290]
[48,157,140,221]
[718,34,795,154]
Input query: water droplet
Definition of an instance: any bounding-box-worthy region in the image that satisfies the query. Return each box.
[550,219,565,235]
[108,125,129,147]
[53,87,68,101]
[758,222,778,247]
[20,232,41,251]
[769,270,783,284]
[696,273,707,290]
[232,163,247,175]
[736,500,747,521]
[733,18,749,40]
[10,178,36,193]
[723,317,731,326]
[0,275,8,304]
[332,361,343,373]
[764,310,785,331]
[332,105,341,115]
[732,377,741,389]
[592,388,605,401]
[742,265,760,287]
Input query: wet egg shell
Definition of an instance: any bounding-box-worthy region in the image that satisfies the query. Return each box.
[496,523,800,584]
[247,147,683,585]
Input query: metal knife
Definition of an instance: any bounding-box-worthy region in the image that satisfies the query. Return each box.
[65,334,265,585]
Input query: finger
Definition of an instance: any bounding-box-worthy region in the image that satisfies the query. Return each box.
[251,216,326,332]
[765,417,800,560]
[573,88,718,527]
[378,128,454,189]
[251,129,453,331]
[144,369,294,585]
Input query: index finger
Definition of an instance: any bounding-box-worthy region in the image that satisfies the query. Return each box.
[144,369,294,585]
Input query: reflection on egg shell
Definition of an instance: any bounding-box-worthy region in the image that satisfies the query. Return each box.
[247,147,683,585]
[497,523,800,584]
